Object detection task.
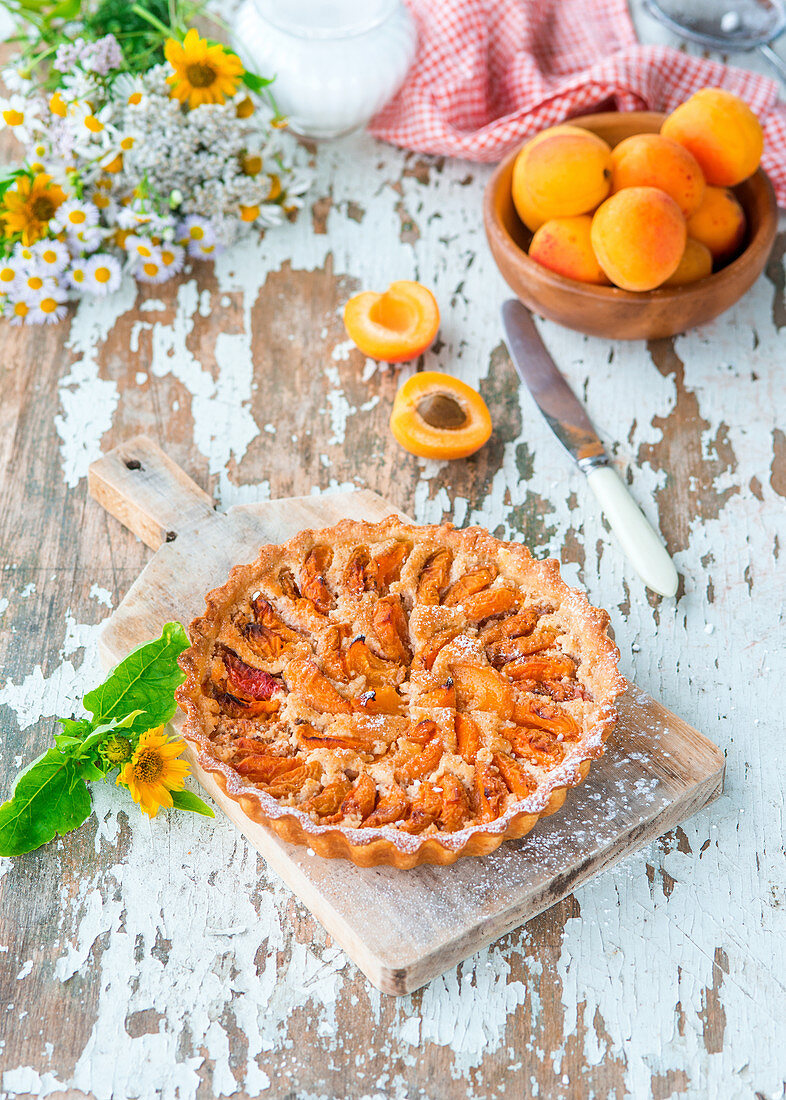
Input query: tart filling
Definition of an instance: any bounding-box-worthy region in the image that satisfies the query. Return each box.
[177,518,625,849]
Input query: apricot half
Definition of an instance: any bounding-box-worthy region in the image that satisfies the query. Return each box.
[390,371,492,459]
[343,280,440,363]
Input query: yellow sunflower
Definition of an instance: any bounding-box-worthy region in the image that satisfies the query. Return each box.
[165,30,244,109]
[1,173,67,245]
[116,726,191,818]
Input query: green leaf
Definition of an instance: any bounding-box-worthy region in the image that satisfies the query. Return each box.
[78,758,108,782]
[83,622,189,737]
[0,748,92,857]
[54,734,84,751]
[241,70,274,92]
[55,717,92,751]
[0,170,23,202]
[58,717,92,738]
[50,0,82,19]
[170,788,215,818]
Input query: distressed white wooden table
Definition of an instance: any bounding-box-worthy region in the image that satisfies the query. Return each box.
[1,4,785,1098]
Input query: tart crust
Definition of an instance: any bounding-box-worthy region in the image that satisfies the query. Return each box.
[176,516,626,868]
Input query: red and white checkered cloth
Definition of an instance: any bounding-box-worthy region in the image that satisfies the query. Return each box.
[368,0,786,205]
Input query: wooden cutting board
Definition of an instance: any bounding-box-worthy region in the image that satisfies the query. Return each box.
[89,436,725,996]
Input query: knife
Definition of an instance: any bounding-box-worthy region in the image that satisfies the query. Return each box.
[501,300,679,597]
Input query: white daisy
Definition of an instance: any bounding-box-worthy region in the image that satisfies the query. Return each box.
[111,72,147,106]
[188,239,221,260]
[286,170,312,197]
[2,68,32,94]
[98,146,125,173]
[125,235,161,264]
[84,254,121,295]
[135,257,172,284]
[89,187,115,216]
[0,94,41,140]
[256,204,285,228]
[18,269,49,300]
[55,199,99,232]
[68,224,104,254]
[0,257,20,290]
[6,297,31,326]
[68,103,116,161]
[178,215,215,249]
[25,282,68,324]
[116,208,146,231]
[158,244,185,276]
[32,239,70,275]
[65,260,89,290]
[13,242,36,266]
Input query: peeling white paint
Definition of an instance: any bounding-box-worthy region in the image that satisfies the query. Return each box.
[14,961,32,981]
[89,584,113,608]
[55,277,137,487]
[1,1067,67,1098]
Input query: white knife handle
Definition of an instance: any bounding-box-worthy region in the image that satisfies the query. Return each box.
[585,465,679,597]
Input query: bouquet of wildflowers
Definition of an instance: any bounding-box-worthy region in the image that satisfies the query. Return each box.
[0,0,310,325]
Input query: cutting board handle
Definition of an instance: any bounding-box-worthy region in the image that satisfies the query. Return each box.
[88,435,215,551]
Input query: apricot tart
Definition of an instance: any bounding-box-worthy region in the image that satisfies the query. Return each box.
[176,517,625,868]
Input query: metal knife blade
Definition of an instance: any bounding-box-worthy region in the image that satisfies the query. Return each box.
[501,299,608,472]
[500,299,679,597]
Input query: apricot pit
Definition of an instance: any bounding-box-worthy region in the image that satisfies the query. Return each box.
[390,371,492,459]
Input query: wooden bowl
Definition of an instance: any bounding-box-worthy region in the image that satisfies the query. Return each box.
[483,111,778,340]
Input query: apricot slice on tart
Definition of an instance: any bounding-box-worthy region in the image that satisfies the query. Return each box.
[343,280,440,363]
[390,371,492,459]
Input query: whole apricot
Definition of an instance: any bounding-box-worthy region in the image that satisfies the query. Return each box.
[512,125,612,232]
[610,133,705,217]
[529,215,610,285]
[590,187,686,291]
[686,186,746,264]
[661,88,763,187]
[662,238,713,287]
